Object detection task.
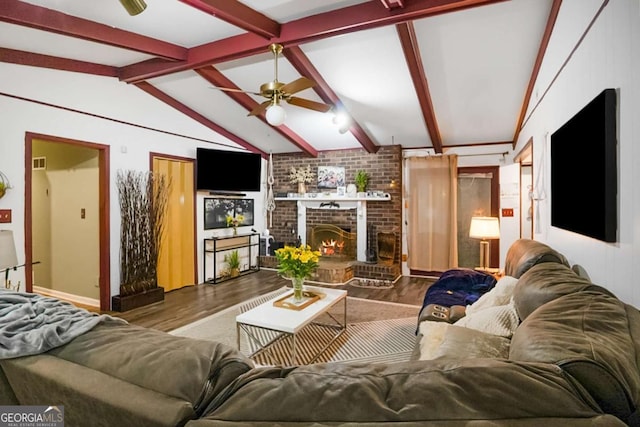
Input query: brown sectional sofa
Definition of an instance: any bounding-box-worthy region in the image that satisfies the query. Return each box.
[1,239,639,426]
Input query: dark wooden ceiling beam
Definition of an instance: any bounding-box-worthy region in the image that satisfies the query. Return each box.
[195,67,319,157]
[120,0,509,83]
[178,0,280,39]
[396,22,443,153]
[283,46,379,154]
[134,81,267,157]
[0,0,187,61]
[512,0,562,146]
[0,47,117,77]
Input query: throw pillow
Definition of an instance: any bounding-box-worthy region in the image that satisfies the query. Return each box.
[417,321,510,360]
[454,299,520,338]
[466,275,518,315]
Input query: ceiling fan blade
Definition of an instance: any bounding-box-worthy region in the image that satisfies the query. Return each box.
[248,100,271,116]
[210,86,261,96]
[286,97,332,113]
[280,77,316,95]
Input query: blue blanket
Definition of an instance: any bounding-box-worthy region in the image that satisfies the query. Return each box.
[0,291,126,359]
[417,268,497,321]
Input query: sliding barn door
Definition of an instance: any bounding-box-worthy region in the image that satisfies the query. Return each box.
[152,156,196,292]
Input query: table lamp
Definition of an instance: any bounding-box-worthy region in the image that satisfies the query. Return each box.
[469,216,500,270]
[0,230,18,289]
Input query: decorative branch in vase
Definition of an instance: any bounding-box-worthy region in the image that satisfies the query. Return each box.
[289,165,315,194]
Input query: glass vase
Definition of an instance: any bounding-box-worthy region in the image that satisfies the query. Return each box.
[298,182,306,195]
[292,276,305,302]
[233,227,238,236]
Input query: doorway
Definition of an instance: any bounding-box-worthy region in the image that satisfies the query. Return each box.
[515,139,534,239]
[151,153,196,291]
[457,167,500,269]
[25,133,110,310]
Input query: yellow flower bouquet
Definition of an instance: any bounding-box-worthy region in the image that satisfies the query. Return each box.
[226,214,244,235]
[275,244,321,301]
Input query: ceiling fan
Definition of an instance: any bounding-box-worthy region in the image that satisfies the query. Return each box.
[215,43,333,126]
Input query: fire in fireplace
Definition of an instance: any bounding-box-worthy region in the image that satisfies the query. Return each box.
[308,224,356,260]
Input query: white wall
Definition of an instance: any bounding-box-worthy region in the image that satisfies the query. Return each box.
[0,63,266,304]
[513,0,640,306]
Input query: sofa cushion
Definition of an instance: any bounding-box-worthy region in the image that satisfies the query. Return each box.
[47,322,253,416]
[504,238,569,278]
[510,290,640,423]
[513,262,614,321]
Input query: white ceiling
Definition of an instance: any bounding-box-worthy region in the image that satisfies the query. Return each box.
[0,0,557,158]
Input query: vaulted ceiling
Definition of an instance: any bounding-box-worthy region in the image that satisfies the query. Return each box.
[0,0,559,158]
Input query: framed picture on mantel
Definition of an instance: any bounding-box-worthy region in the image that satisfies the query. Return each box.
[317,166,345,189]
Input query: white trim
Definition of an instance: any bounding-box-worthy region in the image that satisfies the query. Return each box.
[33,286,100,308]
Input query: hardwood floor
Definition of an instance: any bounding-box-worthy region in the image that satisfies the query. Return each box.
[108,269,436,332]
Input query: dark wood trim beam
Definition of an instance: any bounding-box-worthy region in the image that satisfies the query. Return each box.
[512,0,562,147]
[134,81,268,157]
[283,46,379,154]
[0,47,118,77]
[396,22,442,153]
[179,0,280,39]
[1,0,187,61]
[121,0,508,82]
[195,67,319,157]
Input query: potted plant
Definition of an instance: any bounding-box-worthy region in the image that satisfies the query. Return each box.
[224,250,241,277]
[355,170,369,194]
[275,244,321,302]
[289,165,315,194]
[0,171,11,199]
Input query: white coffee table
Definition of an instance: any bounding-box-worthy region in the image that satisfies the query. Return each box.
[236,285,347,365]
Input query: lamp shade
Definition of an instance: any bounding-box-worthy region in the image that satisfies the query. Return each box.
[119,0,147,16]
[0,230,18,271]
[469,216,500,239]
[266,104,286,126]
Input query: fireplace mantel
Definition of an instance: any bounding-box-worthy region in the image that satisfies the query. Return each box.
[275,194,391,261]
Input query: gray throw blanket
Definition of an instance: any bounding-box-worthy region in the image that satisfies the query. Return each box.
[0,291,126,359]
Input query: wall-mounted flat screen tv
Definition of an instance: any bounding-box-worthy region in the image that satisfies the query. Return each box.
[196,148,262,192]
[550,88,617,242]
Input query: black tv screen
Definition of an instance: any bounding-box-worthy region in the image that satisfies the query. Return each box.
[550,88,617,242]
[196,148,262,192]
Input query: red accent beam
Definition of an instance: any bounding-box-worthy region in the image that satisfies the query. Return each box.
[283,46,379,154]
[195,67,319,157]
[0,0,187,61]
[396,22,442,153]
[0,47,118,77]
[512,0,562,146]
[121,0,509,83]
[179,0,280,39]
[134,81,268,157]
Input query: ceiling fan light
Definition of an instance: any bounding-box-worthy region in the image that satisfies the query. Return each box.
[119,0,147,16]
[266,104,286,126]
[333,111,350,128]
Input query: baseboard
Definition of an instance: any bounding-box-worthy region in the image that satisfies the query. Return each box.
[33,286,100,308]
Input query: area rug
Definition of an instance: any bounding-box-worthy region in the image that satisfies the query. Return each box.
[170,287,420,366]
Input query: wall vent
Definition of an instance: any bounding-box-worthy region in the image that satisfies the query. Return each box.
[33,157,46,170]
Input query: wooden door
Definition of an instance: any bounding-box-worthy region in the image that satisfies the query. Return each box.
[152,156,196,292]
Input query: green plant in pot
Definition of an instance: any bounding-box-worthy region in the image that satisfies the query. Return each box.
[224,250,241,277]
[355,170,369,193]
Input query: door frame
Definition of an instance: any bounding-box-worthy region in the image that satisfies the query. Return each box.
[458,166,500,268]
[25,132,111,311]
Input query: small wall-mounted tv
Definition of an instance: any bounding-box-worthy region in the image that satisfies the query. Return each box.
[196,148,262,192]
[550,88,617,242]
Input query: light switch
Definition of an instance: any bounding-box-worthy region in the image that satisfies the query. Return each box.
[502,208,514,217]
[0,209,11,223]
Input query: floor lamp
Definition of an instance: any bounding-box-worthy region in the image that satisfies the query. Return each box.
[469,216,500,271]
[0,230,18,290]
